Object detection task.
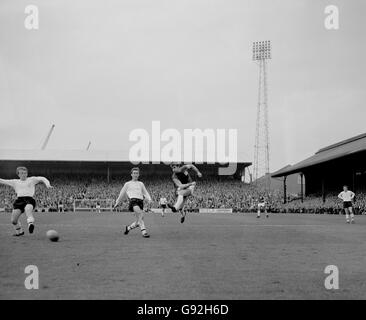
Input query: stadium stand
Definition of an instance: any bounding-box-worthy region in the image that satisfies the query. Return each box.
[1,135,366,215]
[272,132,366,204]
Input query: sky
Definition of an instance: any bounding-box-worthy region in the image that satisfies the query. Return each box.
[0,0,365,173]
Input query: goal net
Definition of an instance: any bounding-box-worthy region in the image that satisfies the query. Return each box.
[73,199,113,212]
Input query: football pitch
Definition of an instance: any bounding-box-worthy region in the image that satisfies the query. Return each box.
[0,211,365,300]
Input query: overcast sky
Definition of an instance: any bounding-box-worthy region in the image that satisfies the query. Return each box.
[0,0,365,172]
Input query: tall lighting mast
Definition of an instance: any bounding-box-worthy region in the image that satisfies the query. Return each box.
[252,40,271,191]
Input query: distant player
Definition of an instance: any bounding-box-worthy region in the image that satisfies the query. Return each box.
[0,167,53,236]
[96,201,101,214]
[168,163,202,223]
[58,200,64,213]
[338,185,355,223]
[159,197,168,217]
[257,195,269,218]
[113,168,152,238]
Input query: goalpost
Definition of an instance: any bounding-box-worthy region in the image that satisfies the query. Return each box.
[73,199,113,212]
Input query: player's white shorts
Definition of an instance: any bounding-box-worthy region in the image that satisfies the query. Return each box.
[258,202,266,208]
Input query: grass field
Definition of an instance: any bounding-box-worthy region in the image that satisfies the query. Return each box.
[0,211,365,300]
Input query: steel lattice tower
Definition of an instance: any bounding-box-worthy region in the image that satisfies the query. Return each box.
[252,40,271,190]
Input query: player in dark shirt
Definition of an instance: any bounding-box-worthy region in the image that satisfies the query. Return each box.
[168,163,202,223]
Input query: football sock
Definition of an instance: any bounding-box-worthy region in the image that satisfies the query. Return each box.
[139,220,145,230]
[139,221,147,235]
[13,222,23,234]
[346,214,350,221]
[128,221,138,231]
[26,216,35,225]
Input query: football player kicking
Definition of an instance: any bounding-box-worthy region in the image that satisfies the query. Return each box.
[113,167,152,238]
[167,163,202,223]
[0,166,53,236]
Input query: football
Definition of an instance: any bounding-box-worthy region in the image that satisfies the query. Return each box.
[46,230,59,242]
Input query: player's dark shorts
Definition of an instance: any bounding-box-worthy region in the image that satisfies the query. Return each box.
[160,204,167,209]
[343,201,353,209]
[13,197,36,213]
[128,198,144,212]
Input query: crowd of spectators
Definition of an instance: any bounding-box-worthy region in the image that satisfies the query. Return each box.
[0,174,365,215]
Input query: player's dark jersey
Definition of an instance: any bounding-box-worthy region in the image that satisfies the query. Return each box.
[259,197,265,203]
[172,170,192,189]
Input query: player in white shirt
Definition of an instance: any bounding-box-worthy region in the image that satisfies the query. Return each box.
[159,197,168,217]
[0,167,53,236]
[113,167,152,238]
[338,185,356,223]
[95,202,101,214]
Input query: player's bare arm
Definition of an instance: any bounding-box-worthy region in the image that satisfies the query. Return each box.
[34,176,53,188]
[0,178,15,187]
[141,183,153,210]
[114,184,127,208]
[141,183,152,202]
[180,164,202,177]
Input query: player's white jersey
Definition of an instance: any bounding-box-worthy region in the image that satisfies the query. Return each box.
[338,191,355,202]
[0,177,51,197]
[257,197,266,207]
[159,197,168,205]
[116,181,152,202]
